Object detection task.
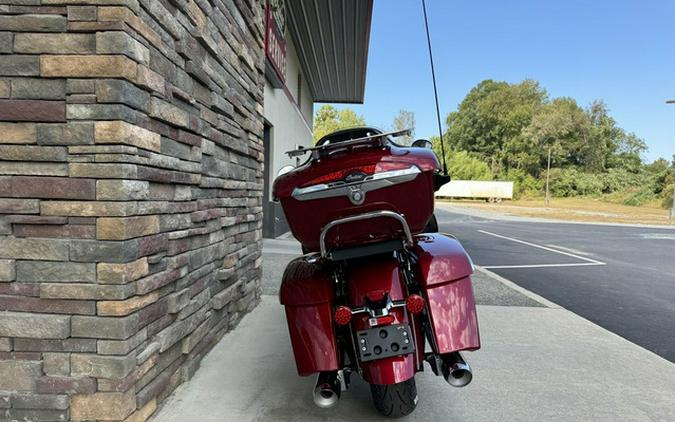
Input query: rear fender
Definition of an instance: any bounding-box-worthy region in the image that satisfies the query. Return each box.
[346,257,418,385]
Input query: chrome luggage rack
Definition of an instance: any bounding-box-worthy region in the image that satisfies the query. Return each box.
[286,129,411,159]
[318,210,414,260]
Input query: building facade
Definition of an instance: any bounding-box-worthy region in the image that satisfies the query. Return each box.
[0,0,370,420]
[262,0,372,237]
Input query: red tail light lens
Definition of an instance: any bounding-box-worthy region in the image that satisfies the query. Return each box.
[334,306,353,325]
[374,162,413,173]
[301,162,416,187]
[302,165,375,187]
[372,315,395,326]
[406,294,425,314]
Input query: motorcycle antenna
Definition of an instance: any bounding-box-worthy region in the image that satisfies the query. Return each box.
[421,0,448,175]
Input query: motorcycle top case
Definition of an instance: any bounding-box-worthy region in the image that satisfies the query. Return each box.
[279,257,339,376]
[273,143,440,252]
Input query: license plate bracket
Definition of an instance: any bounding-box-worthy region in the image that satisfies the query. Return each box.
[356,323,415,362]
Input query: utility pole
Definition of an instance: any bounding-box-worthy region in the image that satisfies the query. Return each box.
[670,160,675,221]
[668,100,674,220]
[545,146,552,207]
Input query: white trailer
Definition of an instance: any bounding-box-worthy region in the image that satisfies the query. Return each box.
[435,180,513,202]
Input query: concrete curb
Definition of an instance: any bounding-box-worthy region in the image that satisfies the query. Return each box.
[475,266,562,309]
[475,265,675,368]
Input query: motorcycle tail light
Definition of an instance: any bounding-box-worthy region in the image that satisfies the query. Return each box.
[301,162,415,187]
[374,161,414,173]
[302,165,376,187]
[373,315,395,326]
[406,294,425,314]
[334,305,353,326]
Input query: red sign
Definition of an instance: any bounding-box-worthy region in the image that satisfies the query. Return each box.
[265,3,287,85]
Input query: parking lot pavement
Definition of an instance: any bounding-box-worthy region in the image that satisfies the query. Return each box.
[434,203,675,363]
[153,240,675,421]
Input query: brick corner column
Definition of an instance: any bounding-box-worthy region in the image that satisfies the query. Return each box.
[0,0,265,420]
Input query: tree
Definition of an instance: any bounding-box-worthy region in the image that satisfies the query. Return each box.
[312,105,366,142]
[523,97,592,175]
[433,78,664,205]
[607,130,647,173]
[392,109,415,145]
[444,79,547,173]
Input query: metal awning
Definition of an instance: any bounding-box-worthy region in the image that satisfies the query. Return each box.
[287,0,373,104]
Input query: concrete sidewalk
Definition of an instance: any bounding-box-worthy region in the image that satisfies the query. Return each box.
[153,240,675,421]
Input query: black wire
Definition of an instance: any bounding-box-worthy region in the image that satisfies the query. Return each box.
[421,0,448,175]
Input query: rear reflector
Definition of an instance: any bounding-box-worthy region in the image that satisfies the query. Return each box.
[406,294,425,314]
[334,306,352,326]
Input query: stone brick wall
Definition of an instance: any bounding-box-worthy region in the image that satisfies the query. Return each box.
[0,0,264,420]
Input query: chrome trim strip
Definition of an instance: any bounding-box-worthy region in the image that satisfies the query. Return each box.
[292,166,421,201]
[319,210,413,258]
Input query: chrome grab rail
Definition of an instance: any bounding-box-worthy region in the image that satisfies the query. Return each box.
[286,128,411,158]
[319,210,413,259]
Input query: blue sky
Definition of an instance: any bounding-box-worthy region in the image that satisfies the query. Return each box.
[320,0,675,162]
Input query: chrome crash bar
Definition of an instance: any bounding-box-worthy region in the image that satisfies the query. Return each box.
[319,210,413,259]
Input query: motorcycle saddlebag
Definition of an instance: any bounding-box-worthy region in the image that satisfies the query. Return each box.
[414,234,481,353]
[279,257,339,376]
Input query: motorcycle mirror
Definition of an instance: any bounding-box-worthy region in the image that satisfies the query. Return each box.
[412,139,433,149]
[277,165,295,177]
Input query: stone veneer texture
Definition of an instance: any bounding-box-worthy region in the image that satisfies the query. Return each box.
[0,0,264,420]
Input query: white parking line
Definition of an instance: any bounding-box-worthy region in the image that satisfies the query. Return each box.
[482,263,604,269]
[477,230,606,269]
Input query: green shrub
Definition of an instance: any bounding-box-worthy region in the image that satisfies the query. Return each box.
[574,173,603,196]
[602,168,645,193]
[501,168,542,199]
[446,150,493,181]
[547,168,573,197]
[548,168,603,197]
[623,189,658,207]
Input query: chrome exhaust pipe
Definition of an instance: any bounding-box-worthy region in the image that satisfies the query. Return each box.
[313,372,341,408]
[441,352,473,388]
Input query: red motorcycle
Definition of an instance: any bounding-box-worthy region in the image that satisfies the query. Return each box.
[273,127,480,417]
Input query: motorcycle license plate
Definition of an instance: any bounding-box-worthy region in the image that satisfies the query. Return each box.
[356,323,415,362]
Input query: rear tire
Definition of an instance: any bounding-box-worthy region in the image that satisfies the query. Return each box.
[370,378,418,418]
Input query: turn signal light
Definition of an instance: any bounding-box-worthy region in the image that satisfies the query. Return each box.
[406,294,425,314]
[334,306,353,325]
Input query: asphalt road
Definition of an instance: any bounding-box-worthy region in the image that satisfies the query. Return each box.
[435,203,675,363]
